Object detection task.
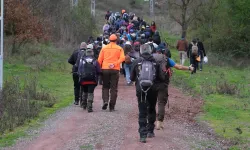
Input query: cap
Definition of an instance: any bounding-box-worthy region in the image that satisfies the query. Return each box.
[125,41,131,45]
[109,34,118,41]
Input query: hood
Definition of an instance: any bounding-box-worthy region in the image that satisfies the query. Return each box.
[141,53,154,61]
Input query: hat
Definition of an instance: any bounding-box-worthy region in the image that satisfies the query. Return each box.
[109,34,118,41]
[80,42,87,49]
[87,44,93,50]
[140,44,152,54]
[141,25,145,29]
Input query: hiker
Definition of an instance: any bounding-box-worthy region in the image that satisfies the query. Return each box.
[187,38,199,74]
[105,10,111,21]
[150,21,157,33]
[78,45,101,112]
[130,43,159,143]
[98,34,125,111]
[124,41,134,85]
[197,38,206,71]
[103,22,110,33]
[68,42,87,105]
[176,36,188,65]
[152,45,194,130]
[152,31,161,45]
[159,42,171,58]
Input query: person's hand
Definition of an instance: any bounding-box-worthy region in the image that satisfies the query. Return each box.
[189,65,194,72]
[109,64,115,69]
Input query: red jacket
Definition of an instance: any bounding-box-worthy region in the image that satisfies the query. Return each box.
[150,25,156,33]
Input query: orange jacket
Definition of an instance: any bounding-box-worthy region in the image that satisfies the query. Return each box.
[98,42,125,70]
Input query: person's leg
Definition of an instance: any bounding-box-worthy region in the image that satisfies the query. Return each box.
[182,51,186,65]
[73,73,80,105]
[87,84,96,112]
[156,84,168,129]
[137,91,148,143]
[179,51,182,65]
[124,64,131,85]
[109,70,119,111]
[102,70,111,110]
[81,85,88,109]
[147,89,158,137]
[199,57,203,71]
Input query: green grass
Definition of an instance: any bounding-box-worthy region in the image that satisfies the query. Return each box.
[0,44,73,147]
[170,49,250,149]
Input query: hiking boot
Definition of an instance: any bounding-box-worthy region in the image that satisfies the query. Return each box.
[147,132,155,138]
[156,121,164,130]
[109,108,115,112]
[102,103,108,110]
[139,137,146,143]
[74,101,79,105]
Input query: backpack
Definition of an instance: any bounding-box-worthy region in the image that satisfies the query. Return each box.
[191,42,198,55]
[78,57,97,81]
[138,58,156,102]
[152,53,169,82]
[125,54,132,64]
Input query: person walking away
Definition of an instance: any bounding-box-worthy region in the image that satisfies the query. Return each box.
[130,43,159,143]
[197,38,206,71]
[124,41,133,85]
[103,22,110,33]
[78,45,101,112]
[187,38,199,74]
[98,34,125,112]
[150,21,157,33]
[176,36,188,65]
[152,47,194,130]
[68,42,87,105]
[105,10,111,21]
[152,31,161,45]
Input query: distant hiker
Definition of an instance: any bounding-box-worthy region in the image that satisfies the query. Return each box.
[78,45,101,112]
[152,31,161,45]
[130,43,159,143]
[103,23,110,33]
[98,34,125,112]
[68,42,87,105]
[197,38,206,71]
[105,10,111,21]
[87,36,95,44]
[187,38,199,74]
[150,21,157,33]
[176,36,188,65]
[124,41,134,85]
[152,47,194,130]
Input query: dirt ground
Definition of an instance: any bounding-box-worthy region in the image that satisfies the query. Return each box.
[4,77,226,150]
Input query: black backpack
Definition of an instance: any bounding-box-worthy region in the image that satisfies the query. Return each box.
[78,57,97,82]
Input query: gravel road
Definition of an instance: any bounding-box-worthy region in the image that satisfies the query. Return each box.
[4,77,226,150]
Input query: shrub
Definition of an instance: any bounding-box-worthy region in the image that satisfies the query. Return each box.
[0,75,56,134]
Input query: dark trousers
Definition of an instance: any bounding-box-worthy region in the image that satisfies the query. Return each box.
[137,87,158,138]
[73,73,80,102]
[190,55,198,73]
[156,83,169,121]
[82,84,96,93]
[102,69,119,109]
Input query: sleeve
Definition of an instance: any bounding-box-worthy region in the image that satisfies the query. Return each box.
[168,58,176,68]
[176,41,179,49]
[95,61,101,75]
[116,48,125,66]
[98,48,104,67]
[68,51,77,65]
[130,60,137,82]
[201,42,206,56]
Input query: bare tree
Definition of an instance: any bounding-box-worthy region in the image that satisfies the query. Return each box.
[167,0,202,37]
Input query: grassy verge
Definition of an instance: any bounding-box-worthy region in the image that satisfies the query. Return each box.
[0,44,73,147]
[170,49,250,149]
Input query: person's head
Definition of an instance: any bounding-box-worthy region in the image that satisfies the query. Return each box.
[122,9,126,14]
[86,44,94,56]
[181,35,185,40]
[148,37,153,42]
[197,38,200,41]
[151,21,155,26]
[80,42,87,49]
[141,25,145,31]
[109,34,118,43]
[140,43,152,55]
[107,10,110,13]
[192,38,197,44]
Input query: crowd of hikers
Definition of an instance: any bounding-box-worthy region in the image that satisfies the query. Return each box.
[68,9,208,143]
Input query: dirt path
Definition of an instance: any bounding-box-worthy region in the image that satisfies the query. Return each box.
[4,77,224,150]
